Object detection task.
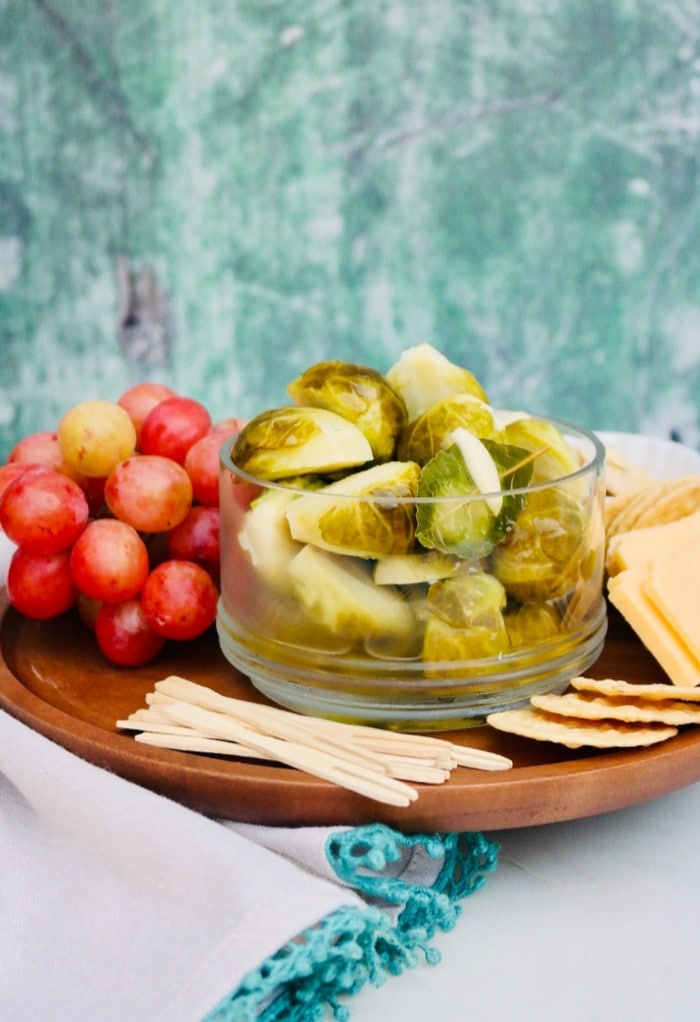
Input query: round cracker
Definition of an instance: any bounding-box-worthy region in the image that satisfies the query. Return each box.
[609,484,670,539]
[605,488,647,536]
[486,706,677,749]
[531,691,700,727]
[630,475,700,529]
[571,676,700,702]
[606,475,700,539]
[604,457,653,498]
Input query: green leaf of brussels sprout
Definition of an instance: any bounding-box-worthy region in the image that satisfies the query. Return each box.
[414,437,533,560]
[415,443,495,560]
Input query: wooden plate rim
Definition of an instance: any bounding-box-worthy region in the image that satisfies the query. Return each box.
[1,590,699,832]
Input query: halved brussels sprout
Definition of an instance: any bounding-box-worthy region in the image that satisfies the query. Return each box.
[287,544,417,646]
[397,393,499,465]
[503,417,581,483]
[414,437,533,560]
[231,406,373,480]
[373,550,463,586]
[238,487,304,594]
[492,488,589,602]
[426,571,507,628]
[287,360,407,462]
[481,436,535,533]
[503,601,561,648]
[386,343,488,421]
[422,572,510,661]
[415,444,495,560]
[285,460,421,558]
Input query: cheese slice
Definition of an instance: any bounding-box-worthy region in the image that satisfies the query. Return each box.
[607,511,700,575]
[644,542,700,663]
[607,567,700,688]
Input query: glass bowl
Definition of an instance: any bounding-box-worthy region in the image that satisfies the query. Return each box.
[217,418,607,730]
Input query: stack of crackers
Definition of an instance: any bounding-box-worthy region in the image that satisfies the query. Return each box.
[487,677,700,750]
[486,443,700,750]
[605,475,700,562]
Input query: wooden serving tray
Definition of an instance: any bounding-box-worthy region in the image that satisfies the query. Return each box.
[1,589,698,832]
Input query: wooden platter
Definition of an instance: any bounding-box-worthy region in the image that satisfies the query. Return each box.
[1,588,698,832]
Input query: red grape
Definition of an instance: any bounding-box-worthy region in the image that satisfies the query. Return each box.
[212,416,248,433]
[167,506,220,581]
[0,462,41,505]
[139,396,212,465]
[104,455,193,533]
[3,386,246,666]
[117,382,177,444]
[183,430,235,507]
[77,592,102,631]
[141,559,218,640]
[70,519,150,602]
[95,597,166,666]
[7,547,77,619]
[0,468,89,554]
[9,431,83,481]
[78,474,108,516]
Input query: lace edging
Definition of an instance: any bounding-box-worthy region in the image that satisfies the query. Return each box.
[203,825,499,1022]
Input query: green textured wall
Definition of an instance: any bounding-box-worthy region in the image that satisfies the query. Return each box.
[1,0,699,458]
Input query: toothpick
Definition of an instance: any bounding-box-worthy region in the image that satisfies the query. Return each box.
[159,700,418,807]
[117,675,513,806]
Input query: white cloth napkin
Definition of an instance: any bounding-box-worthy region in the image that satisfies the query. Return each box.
[0,533,498,1021]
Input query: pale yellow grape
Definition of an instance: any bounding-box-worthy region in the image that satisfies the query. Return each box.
[58,400,137,478]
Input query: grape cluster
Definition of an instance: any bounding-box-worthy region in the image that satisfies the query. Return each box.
[0,382,246,666]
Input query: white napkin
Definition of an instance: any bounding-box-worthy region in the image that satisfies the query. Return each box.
[0,534,499,1021]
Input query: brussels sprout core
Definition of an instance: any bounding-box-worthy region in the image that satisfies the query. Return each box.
[450,428,502,516]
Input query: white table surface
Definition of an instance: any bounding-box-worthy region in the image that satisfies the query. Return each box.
[1,529,699,1020]
[349,780,700,1021]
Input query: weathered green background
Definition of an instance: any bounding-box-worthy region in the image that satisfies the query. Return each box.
[1,0,699,458]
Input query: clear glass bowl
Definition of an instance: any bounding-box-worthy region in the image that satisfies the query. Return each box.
[217,418,607,730]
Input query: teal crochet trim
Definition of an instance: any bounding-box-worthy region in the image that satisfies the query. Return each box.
[203,825,498,1022]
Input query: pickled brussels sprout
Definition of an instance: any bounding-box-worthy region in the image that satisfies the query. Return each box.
[374,550,463,586]
[415,444,494,559]
[287,360,407,462]
[492,488,589,602]
[397,393,499,465]
[238,487,303,593]
[287,544,417,646]
[423,572,510,661]
[481,436,535,530]
[427,571,506,627]
[386,343,488,421]
[414,435,533,560]
[286,460,421,558]
[503,417,581,483]
[504,601,561,648]
[232,406,373,480]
